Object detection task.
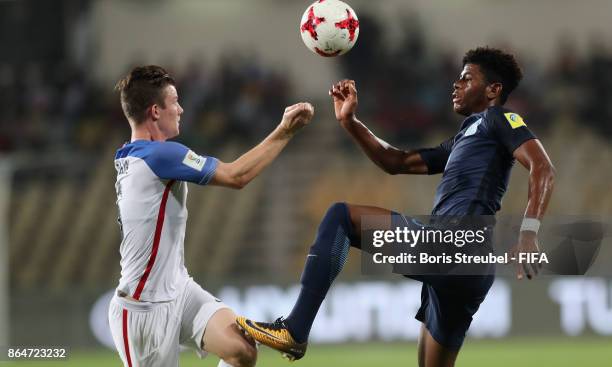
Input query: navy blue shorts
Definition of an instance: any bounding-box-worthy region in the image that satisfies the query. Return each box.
[391,213,495,350]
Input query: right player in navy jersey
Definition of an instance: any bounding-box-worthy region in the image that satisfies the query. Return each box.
[108,65,313,367]
[237,47,555,367]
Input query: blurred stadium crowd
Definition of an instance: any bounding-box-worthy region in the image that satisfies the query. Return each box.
[2,14,612,156]
[342,15,612,143]
[0,55,291,153]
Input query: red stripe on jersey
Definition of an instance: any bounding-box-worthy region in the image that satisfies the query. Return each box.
[122,309,133,367]
[132,180,176,300]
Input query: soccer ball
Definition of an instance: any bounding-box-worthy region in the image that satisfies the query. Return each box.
[299,0,360,57]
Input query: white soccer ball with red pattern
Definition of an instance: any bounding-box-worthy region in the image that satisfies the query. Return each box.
[299,0,359,57]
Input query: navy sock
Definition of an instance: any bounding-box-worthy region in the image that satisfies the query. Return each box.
[285,202,355,343]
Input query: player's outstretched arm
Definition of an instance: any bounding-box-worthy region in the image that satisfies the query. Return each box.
[511,139,555,280]
[210,102,314,189]
[329,79,428,175]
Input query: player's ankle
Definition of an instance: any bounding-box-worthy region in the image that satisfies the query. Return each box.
[283,318,307,344]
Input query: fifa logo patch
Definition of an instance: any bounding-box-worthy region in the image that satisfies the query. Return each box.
[504,113,527,129]
[182,150,206,171]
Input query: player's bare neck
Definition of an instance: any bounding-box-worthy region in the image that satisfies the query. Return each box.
[131,133,150,142]
[130,120,167,142]
[468,99,500,115]
[488,98,502,109]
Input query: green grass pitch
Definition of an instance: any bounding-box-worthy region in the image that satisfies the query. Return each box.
[3,338,611,366]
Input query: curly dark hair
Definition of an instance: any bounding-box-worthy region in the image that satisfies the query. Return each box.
[462,47,523,104]
[115,65,176,124]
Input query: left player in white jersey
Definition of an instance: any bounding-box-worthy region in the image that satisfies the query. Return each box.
[107,65,314,367]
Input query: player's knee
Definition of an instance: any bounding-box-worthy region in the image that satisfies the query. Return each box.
[327,201,358,242]
[323,202,352,230]
[224,341,257,367]
[326,202,348,218]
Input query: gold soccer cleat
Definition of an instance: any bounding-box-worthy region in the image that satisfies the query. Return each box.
[236,316,307,361]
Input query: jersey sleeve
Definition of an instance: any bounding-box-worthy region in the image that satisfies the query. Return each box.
[489,110,537,154]
[417,137,454,175]
[145,142,218,185]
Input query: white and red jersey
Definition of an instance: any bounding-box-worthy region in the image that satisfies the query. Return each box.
[114,140,217,302]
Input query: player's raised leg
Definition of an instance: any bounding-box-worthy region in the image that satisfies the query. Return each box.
[237,202,394,360]
[204,308,257,367]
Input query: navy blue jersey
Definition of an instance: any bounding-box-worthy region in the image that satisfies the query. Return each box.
[419,106,536,215]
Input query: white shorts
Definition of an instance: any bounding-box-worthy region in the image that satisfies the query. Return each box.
[108,278,229,367]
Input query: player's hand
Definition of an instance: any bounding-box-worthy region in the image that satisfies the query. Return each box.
[279,102,314,135]
[509,231,542,280]
[329,79,358,126]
